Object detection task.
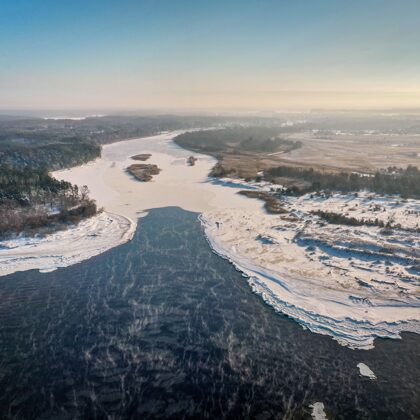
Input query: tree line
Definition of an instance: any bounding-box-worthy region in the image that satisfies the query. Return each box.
[264,165,420,198]
[174,127,302,155]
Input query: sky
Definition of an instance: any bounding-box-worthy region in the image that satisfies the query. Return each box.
[1,0,420,112]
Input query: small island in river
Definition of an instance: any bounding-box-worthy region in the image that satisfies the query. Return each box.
[126,163,161,182]
[131,153,151,161]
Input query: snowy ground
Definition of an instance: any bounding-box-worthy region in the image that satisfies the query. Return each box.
[200,188,420,349]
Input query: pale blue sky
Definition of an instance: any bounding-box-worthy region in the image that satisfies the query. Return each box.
[1,0,420,110]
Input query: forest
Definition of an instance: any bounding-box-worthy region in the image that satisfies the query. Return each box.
[0,115,240,170]
[0,166,97,237]
[174,127,303,155]
[264,165,420,198]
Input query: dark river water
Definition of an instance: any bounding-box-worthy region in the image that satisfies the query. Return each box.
[0,207,419,419]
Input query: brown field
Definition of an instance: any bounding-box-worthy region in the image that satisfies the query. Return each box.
[282,132,420,172]
[211,132,420,180]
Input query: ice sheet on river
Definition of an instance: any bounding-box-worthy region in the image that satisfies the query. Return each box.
[0,212,134,276]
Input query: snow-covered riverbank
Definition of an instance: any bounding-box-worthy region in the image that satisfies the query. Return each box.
[200,190,420,349]
[0,212,134,277]
[1,131,418,349]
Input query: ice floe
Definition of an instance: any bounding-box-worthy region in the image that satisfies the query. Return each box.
[309,402,328,420]
[357,363,377,379]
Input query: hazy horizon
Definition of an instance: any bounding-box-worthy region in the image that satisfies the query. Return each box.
[1,4,420,416]
[1,0,420,111]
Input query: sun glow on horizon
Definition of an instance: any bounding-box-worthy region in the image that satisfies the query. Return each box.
[1,0,420,111]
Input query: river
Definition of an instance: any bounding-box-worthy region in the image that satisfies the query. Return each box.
[0,207,419,419]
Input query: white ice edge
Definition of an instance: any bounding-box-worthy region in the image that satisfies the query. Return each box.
[1,130,419,351]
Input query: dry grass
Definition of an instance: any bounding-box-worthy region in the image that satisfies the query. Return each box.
[238,190,288,214]
[282,132,420,172]
[131,153,151,161]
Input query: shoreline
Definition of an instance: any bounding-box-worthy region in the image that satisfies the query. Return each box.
[199,189,420,350]
[200,213,420,350]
